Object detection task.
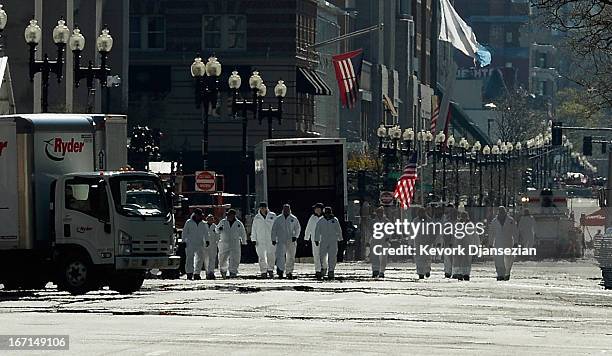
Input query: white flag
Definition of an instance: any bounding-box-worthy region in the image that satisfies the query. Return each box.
[439,0,478,58]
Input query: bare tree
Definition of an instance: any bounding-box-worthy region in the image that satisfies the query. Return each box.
[494,89,547,143]
[531,0,612,109]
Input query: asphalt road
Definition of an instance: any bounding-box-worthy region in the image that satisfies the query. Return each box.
[0,260,610,355]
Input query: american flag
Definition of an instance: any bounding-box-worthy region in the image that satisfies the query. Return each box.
[394,152,419,209]
[430,96,440,133]
[332,49,364,108]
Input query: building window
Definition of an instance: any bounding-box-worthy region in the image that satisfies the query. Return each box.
[297,14,315,51]
[130,15,165,50]
[537,52,547,68]
[203,15,246,51]
[537,81,548,96]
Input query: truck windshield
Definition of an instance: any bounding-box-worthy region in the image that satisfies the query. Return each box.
[109,176,169,217]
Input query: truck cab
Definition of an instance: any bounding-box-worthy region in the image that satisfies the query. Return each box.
[52,171,178,294]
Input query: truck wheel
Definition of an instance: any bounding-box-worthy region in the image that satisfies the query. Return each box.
[58,256,93,295]
[110,272,145,294]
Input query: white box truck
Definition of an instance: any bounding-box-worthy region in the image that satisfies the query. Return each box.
[0,114,179,295]
[254,138,348,258]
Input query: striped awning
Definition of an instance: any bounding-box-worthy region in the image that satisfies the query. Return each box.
[296,67,332,96]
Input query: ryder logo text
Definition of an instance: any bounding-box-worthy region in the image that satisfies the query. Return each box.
[0,141,7,156]
[44,138,86,161]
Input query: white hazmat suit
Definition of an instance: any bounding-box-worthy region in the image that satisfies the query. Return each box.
[203,222,220,277]
[305,214,326,273]
[182,217,206,276]
[251,211,278,274]
[271,214,301,274]
[314,216,343,275]
[489,216,518,279]
[216,217,247,276]
[369,215,391,276]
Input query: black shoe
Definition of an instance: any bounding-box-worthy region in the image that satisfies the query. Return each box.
[419,274,425,279]
[206,273,216,280]
[186,273,193,280]
[504,275,510,281]
[496,276,503,281]
[321,269,328,277]
[463,275,470,281]
[379,273,385,278]
[457,275,464,281]
[425,272,430,278]
[277,270,284,279]
[452,274,460,279]
[267,271,274,279]
[445,273,451,278]
[315,272,322,280]
[372,271,379,278]
[287,273,294,280]
[327,271,335,280]
[261,272,268,279]
[229,272,237,278]
[193,274,201,280]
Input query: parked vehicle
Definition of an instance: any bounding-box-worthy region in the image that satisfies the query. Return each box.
[0,114,179,295]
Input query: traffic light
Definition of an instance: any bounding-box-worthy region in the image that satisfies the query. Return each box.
[583,136,592,156]
[551,122,562,146]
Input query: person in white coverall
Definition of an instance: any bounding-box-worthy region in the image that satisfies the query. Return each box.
[452,211,479,281]
[251,202,277,279]
[489,206,518,281]
[203,214,220,280]
[442,206,458,279]
[182,208,206,280]
[304,203,326,279]
[518,209,536,249]
[271,204,301,279]
[216,209,247,278]
[369,206,391,278]
[314,207,343,280]
[413,207,433,279]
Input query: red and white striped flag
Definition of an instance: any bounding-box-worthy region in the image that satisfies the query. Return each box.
[431,95,440,133]
[332,49,364,109]
[394,152,419,209]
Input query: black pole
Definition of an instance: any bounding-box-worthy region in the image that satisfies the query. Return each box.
[489,157,493,206]
[432,148,437,196]
[503,157,508,205]
[41,54,50,113]
[267,111,273,139]
[442,150,447,202]
[202,104,209,169]
[455,151,459,206]
[242,103,248,218]
[479,156,483,207]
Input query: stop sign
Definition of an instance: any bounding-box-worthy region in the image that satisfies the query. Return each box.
[195,171,216,192]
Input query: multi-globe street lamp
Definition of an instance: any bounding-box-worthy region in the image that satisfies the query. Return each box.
[229,70,286,216]
[25,18,70,112]
[257,80,287,139]
[69,26,114,113]
[190,55,221,169]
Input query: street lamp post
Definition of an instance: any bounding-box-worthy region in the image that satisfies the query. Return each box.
[482,145,491,206]
[69,26,114,113]
[190,55,221,169]
[492,144,501,206]
[230,70,264,217]
[257,80,287,139]
[446,135,456,205]
[25,19,70,113]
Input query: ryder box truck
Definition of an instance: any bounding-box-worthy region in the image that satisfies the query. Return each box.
[0,114,179,295]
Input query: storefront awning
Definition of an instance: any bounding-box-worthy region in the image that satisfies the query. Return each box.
[296,67,332,96]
